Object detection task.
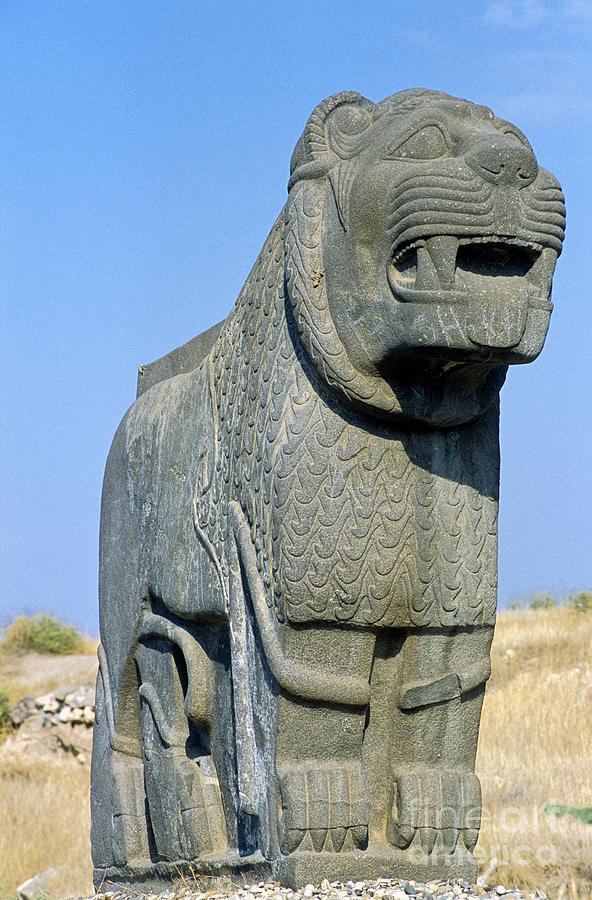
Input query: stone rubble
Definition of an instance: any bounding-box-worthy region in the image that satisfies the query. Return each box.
[84,877,553,900]
[10,683,95,728]
[1,682,96,766]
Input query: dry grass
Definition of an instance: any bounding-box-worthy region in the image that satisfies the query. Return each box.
[476,605,592,899]
[0,650,98,710]
[0,634,97,899]
[0,759,93,899]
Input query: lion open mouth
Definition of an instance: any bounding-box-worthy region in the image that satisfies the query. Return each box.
[390,235,556,307]
[388,235,557,351]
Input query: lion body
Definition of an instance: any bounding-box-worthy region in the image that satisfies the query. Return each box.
[92,89,565,887]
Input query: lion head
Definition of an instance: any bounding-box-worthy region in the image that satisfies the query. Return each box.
[284,90,565,427]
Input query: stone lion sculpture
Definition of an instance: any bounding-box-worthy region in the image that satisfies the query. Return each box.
[91,89,565,888]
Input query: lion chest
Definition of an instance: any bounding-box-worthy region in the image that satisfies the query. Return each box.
[268,392,499,629]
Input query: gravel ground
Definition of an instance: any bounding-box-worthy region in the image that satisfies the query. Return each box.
[88,877,552,900]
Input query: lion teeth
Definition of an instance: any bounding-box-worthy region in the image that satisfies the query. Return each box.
[391,234,550,296]
[414,242,440,290]
[425,236,459,288]
[526,246,556,289]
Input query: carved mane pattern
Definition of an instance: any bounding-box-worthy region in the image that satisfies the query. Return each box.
[194,213,499,628]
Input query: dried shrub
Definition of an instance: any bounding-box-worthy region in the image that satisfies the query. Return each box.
[1,614,88,656]
[567,590,592,614]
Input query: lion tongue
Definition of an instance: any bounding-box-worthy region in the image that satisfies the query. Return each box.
[424,236,458,288]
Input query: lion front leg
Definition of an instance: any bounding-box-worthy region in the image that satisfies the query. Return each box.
[386,625,493,858]
[275,626,375,855]
[229,501,375,858]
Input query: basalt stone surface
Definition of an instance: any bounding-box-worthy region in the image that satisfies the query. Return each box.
[91,89,565,889]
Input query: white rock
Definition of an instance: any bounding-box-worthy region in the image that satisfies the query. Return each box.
[17,869,57,900]
[35,693,53,709]
[38,694,60,712]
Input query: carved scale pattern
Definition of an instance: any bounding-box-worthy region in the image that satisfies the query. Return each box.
[194,212,499,628]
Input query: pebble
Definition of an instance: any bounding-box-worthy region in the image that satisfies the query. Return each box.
[83,875,558,900]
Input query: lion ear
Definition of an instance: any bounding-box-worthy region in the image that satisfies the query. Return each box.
[289,92,375,185]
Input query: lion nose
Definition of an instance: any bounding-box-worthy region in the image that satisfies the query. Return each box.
[465,140,537,187]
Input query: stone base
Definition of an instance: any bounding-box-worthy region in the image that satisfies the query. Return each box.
[276,848,476,887]
[93,853,272,893]
[94,847,477,891]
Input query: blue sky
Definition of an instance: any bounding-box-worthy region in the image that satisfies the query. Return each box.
[1,1,590,634]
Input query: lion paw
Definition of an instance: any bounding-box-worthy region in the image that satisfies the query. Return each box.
[279,764,369,854]
[144,754,226,859]
[387,770,481,854]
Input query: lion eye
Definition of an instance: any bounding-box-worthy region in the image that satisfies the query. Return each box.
[383,125,449,160]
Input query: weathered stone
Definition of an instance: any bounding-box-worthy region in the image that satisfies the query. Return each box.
[36,692,59,711]
[17,868,57,900]
[91,89,565,889]
[9,695,36,726]
[65,685,95,707]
